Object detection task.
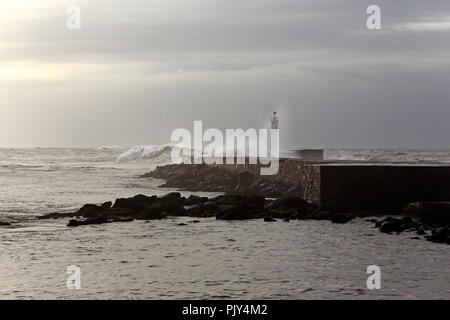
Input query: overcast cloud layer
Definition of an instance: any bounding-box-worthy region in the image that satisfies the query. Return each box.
[1,0,450,148]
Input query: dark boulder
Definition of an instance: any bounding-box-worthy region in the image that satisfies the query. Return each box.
[186,201,221,218]
[39,212,75,220]
[216,206,257,220]
[103,207,134,218]
[113,194,158,214]
[101,201,112,208]
[379,218,404,233]
[150,200,185,217]
[0,221,11,226]
[264,217,277,222]
[184,195,208,206]
[67,214,108,227]
[76,204,104,218]
[160,192,184,204]
[312,210,333,220]
[331,214,352,224]
[425,228,450,244]
[267,197,312,211]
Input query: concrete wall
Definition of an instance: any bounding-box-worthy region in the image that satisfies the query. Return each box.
[208,159,450,210]
[319,165,450,210]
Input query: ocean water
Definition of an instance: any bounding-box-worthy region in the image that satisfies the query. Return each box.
[0,147,449,299]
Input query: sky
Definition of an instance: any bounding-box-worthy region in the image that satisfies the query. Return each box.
[1,0,450,148]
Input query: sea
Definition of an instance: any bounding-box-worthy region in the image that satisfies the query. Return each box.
[0,147,449,299]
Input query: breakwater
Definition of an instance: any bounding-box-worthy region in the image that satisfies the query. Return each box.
[146,159,450,211]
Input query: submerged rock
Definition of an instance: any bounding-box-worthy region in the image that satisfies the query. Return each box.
[379,218,403,233]
[331,214,352,224]
[426,228,450,244]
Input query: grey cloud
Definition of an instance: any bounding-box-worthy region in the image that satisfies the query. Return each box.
[0,0,450,148]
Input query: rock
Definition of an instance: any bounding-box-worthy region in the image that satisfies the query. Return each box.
[160,192,184,204]
[186,202,221,218]
[113,194,158,214]
[266,196,316,220]
[264,217,277,222]
[149,200,186,217]
[425,228,450,244]
[101,201,112,208]
[184,195,208,206]
[375,221,383,228]
[312,210,333,220]
[67,219,79,227]
[282,217,290,222]
[268,209,297,219]
[76,204,104,218]
[331,214,352,224]
[0,221,11,226]
[379,218,404,233]
[216,206,257,220]
[39,212,74,219]
[416,228,427,235]
[102,207,134,218]
[267,197,312,211]
[67,214,108,227]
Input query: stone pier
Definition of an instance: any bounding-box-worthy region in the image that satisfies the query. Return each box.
[212,159,450,211]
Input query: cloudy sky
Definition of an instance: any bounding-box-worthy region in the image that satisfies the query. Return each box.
[1,0,450,148]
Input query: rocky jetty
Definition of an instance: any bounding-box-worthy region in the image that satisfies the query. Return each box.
[141,164,303,198]
[39,193,315,226]
[37,192,449,244]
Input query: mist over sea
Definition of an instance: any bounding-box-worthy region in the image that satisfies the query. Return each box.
[0,147,449,299]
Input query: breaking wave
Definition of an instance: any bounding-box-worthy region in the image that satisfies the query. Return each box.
[116,145,173,162]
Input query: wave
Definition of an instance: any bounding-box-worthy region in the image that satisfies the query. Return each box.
[115,143,257,163]
[97,145,122,150]
[116,145,173,162]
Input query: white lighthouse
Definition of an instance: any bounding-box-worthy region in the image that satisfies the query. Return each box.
[271,111,279,130]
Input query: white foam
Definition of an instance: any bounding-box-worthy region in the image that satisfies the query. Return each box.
[116,145,172,162]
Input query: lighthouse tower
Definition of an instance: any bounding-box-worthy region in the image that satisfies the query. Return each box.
[271,111,279,130]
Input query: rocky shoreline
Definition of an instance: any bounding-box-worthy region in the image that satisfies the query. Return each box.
[33,191,450,245]
[141,163,303,198]
[2,163,448,245]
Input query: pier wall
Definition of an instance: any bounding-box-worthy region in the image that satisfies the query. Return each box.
[211,160,450,210]
[320,165,450,210]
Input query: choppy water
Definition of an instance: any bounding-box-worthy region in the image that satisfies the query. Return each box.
[0,148,449,299]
